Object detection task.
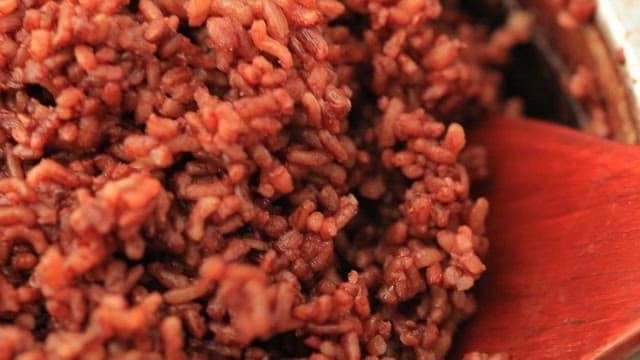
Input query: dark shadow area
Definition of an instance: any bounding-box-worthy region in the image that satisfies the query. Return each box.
[25,83,56,107]
[502,43,578,127]
[251,331,314,358]
[460,0,579,128]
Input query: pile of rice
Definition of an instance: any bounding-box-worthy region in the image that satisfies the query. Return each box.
[0,0,530,358]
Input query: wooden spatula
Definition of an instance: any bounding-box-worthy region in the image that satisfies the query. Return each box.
[452,117,640,359]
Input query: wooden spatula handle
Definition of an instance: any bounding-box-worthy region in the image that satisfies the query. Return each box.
[452,118,640,359]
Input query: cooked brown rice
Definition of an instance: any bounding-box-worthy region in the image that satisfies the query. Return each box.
[0,0,531,358]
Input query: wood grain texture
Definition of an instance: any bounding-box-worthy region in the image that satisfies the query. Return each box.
[452,118,640,359]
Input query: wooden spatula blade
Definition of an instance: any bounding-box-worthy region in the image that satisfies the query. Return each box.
[453,118,640,359]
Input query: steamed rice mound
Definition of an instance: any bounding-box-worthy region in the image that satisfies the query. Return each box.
[0,0,530,358]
